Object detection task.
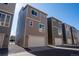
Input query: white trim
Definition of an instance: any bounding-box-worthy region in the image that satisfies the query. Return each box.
[5,14,12,27]
[31,9,38,17]
[26,17,41,22]
[0,12,12,27]
[0,9,14,14]
[4,14,7,26]
[0,12,6,26]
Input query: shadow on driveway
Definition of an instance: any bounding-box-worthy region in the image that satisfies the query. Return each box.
[24,46,79,56]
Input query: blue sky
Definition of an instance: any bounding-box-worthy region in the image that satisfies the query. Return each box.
[11,3,79,36]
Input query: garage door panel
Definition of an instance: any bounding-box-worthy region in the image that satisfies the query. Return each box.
[55,38,63,45]
[67,39,72,44]
[28,35,46,47]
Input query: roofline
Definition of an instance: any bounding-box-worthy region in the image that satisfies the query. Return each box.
[23,4,48,16]
[47,17,62,22]
[63,23,77,29]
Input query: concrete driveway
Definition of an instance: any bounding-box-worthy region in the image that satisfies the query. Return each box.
[8,42,35,56]
[25,45,79,56]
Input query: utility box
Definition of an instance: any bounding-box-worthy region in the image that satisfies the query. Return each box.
[0,3,16,49]
[47,17,63,46]
[62,23,72,45]
[15,5,48,48]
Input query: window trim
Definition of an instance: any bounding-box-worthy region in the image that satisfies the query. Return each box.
[0,12,6,26]
[5,14,11,27]
[38,23,45,29]
[0,12,11,27]
[31,10,38,16]
[38,23,45,32]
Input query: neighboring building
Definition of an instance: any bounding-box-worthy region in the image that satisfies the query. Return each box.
[15,5,48,48]
[70,26,78,45]
[77,30,79,44]
[62,23,72,44]
[0,3,16,49]
[47,17,63,45]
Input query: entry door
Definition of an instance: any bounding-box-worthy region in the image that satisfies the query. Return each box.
[0,33,5,48]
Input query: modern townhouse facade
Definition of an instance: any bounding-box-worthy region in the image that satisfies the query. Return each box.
[77,30,79,44]
[70,26,78,45]
[47,17,63,45]
[62,23,73,45]
[0,3,16,49]
[15,5,48,48]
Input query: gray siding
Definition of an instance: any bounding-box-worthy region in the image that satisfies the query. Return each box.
[15,8,26,47]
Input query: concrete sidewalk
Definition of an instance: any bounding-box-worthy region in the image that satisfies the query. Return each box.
[8,42,35,56]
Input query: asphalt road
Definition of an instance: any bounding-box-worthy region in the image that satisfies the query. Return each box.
[1,42,79,56]
[25,46,79,56]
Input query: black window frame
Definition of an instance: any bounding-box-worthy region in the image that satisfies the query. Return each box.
[32,10,37,16]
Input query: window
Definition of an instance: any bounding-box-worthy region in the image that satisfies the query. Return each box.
[0,13,5,22]
[32,10,37,16]
[1,22,4,25]
[29,20,33,27]
[0,12,6,26]
[0,13,1,17]
[6,15,10,23]
[5,14,11,27]
[0,12,11,27]
[38,23,45,32]
[38,23,45,29]
[58,28,62,35]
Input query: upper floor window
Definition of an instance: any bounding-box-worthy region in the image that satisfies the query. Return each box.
[32,10,37,16]
[6,15,11,23]
[0,12,11,27]
[58,27,62,36]
[0,12,5,22]
[5,15,11,27]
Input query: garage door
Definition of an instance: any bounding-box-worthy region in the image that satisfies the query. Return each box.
[0,33,5,48]
[28,35,46,47]
[67,39,72,44]
[54,38,63,45]
[74,39,77,44]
